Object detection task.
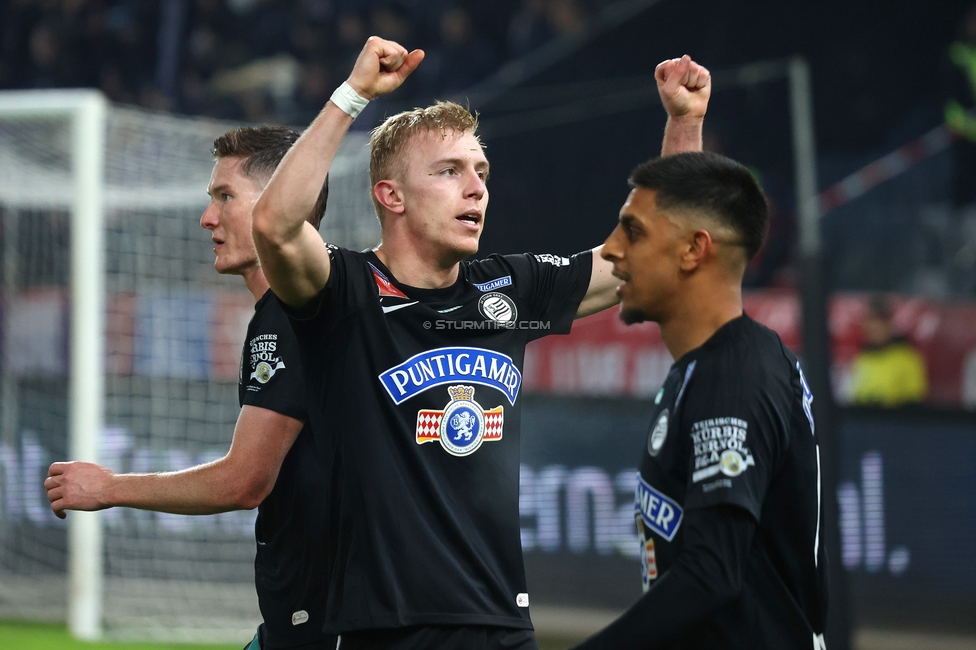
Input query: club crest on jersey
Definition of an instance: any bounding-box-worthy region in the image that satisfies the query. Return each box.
[473,276,513,292]
[634,474,683,542]
[478,292,518,323]
[379,346,522,405]
[647,409,669,456]
[415,385,504,456]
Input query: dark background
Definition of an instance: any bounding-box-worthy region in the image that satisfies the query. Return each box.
[466,0,973,261]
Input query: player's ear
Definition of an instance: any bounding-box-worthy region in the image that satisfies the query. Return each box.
[679,229,712,272]
[373,180,405,215]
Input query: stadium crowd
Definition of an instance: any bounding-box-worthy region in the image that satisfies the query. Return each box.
[0,0,609,123]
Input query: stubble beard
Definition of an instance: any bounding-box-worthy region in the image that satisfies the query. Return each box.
[619,305,647,325]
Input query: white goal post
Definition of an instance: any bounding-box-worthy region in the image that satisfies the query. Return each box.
[0,89,107,641]
[0,89,376,641]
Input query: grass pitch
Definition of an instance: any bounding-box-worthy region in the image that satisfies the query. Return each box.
[0,620,583,649]
[0,621,242,649]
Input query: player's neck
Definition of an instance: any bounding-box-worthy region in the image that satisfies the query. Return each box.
[241,265,271,302]
[659,281,743,361]
[373,244,460,289]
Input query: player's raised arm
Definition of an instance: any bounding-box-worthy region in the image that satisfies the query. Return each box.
[658,54,710,156]
[44,406,303,518]
[576,55,711,318]
[251,37,424,307]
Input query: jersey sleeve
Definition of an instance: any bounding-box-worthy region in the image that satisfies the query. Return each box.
[679,359,790,520]
[241,303,307,422]
[283,245,374,338]
[504,250,593,341]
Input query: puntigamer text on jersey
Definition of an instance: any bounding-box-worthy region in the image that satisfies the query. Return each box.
[379,346,522,405]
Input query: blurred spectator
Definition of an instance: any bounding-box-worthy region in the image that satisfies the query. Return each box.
[99,63,136,104]
[334,8,368,79]
[849,295,928,407]
[26,22,78,88]
[509,0,589,57]
[945,3,976,209]
[292,59,334,123]
[546,0,586,36]
[0,0,38,88]
[246,0,293,58]
[370,5,412,43]
[509,0,555,57]
[0,0,580,122]
[289,21,331,62]
[422,6,499,96]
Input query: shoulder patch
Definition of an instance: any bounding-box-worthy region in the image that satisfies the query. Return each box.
[533,253,569,267]
[689,417,754,483]
[247,333,286,389]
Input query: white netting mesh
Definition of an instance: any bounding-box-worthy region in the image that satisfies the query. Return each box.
[0,94,375,640]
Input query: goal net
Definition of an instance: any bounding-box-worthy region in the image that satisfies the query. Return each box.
[0,90,376,641]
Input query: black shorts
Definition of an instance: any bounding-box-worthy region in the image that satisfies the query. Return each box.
[337,625,538,650]
[244,625,339,650]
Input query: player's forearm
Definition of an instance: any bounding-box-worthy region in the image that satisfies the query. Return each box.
[105,460,265,515]
[571,566,732,649]
[572,506,754,649]
[661,115,704,156]
[575,247,619,318]
[252,102,353,249]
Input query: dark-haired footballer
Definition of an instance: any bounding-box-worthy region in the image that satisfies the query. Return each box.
[46,127,335,650]
[574,152,828,649]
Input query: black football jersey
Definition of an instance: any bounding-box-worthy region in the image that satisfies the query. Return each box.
[239,290,333,649]
[634,314,828,648]
[285,246,592,635]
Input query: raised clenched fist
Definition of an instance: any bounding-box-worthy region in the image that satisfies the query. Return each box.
[656,55,711,120]
[346,36,425,100]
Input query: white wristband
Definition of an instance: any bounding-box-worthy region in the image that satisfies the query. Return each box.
[330,81,370,119]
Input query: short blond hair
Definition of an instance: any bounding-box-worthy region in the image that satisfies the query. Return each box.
[368,101,480,217]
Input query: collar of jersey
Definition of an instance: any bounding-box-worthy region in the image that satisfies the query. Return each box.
[254,287,275,311]
[677,313,751,366]
[365,251,468,305]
